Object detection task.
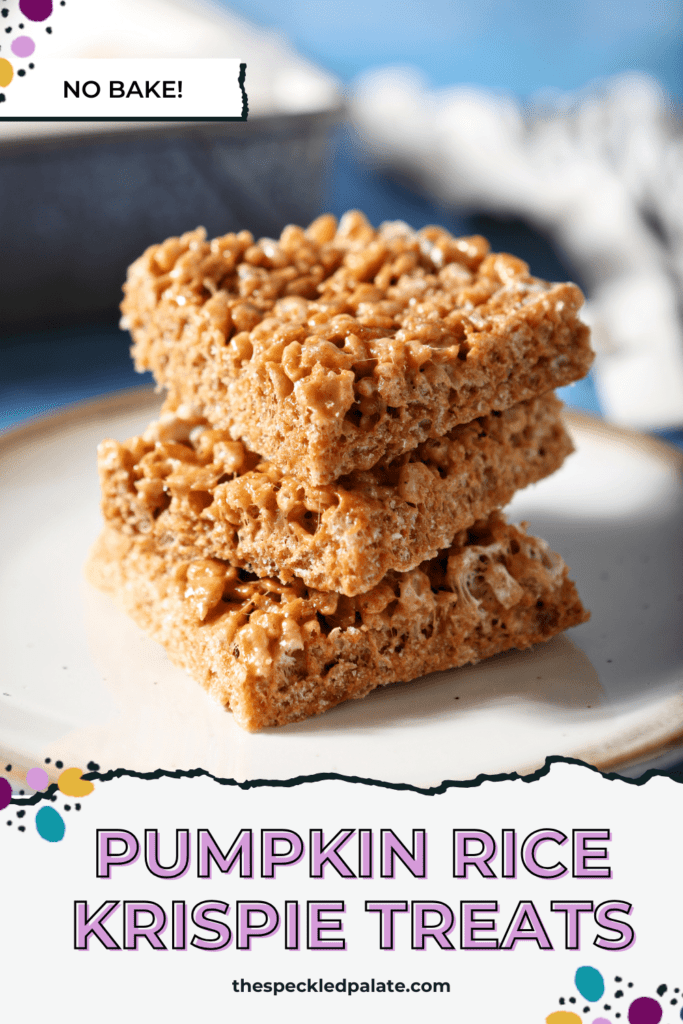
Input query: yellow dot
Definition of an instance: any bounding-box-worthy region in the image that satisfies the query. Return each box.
[546,1013,583,1024]
[58,767,95,797]
[0,58,13,88]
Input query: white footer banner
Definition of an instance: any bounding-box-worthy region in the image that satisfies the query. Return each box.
[1,759,681,1024]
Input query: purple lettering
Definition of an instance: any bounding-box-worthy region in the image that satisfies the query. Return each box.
[412,901,455,950]
[74,900,120,950]
[96,829,139,878]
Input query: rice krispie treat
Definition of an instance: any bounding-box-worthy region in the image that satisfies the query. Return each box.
[122,212,593,485]
[99,393,573,596]
[87,511,589,731]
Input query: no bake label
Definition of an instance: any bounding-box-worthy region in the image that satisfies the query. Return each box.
[0,57,247,120]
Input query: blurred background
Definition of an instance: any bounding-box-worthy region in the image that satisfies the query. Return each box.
[2,0,682,437]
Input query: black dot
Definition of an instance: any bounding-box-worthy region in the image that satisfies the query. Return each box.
[18,21,23,27]
[87,761,100,771]
[615,990,624,998]
[0,93,5,102]
[18,826,25,832]
[50,794,57,802]
[60,1,65,4]
[75,803,81,811]
[569,998,576,1004]
[671,999,678,1006]
[16,810,25,818]
[5,26,11,32]
[657,985,668,997]
[583,1008,589,1013]
[616,1015,621,1019]
[604,1006,611,1011]
[28,62,34,68]
[55,760,63,769]
[19,790,24,795]
[17,68,25,76]
[628,983,633,988]
[45,758,51,764]
[0,8,7,16]
[559,998,565,1005]
[615,977,622,982]
[6,820,11,825]
[46,25,51,32]
[64,804,71,811]
[5,764,11,771]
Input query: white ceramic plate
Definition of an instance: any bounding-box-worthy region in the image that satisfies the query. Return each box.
[2,388,682,788]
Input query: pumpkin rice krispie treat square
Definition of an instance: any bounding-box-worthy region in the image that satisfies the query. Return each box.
[87,511,589,731]
[98,392,573,596]
[122,212,593,485]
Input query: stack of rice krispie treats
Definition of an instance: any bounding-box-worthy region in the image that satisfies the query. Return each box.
[88,211,593,730]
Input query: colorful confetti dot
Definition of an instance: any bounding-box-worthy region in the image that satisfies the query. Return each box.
[592,1019,611,1024]
[57,767,94,798]
[26,766,48,790]
[0,777,11,810]
[628,998,662,1024]
[11,34,34,56]
[19,0,52,20]
[547,1014,583,1024]
[577,967,606,1002]
[0,57,13,87]
[35,805,65,842]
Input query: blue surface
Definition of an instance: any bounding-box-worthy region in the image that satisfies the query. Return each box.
[223,0,683,98]
[0,324,152,433]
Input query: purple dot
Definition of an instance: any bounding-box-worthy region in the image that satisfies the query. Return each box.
[19,0,52,21]
[628,998,662,1024]
[26,766,48,790]
[0,777,11,810]
[11,34,34,56]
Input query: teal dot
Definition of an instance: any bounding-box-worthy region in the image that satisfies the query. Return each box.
[575,966,605,1002]
[35,805,65,842]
